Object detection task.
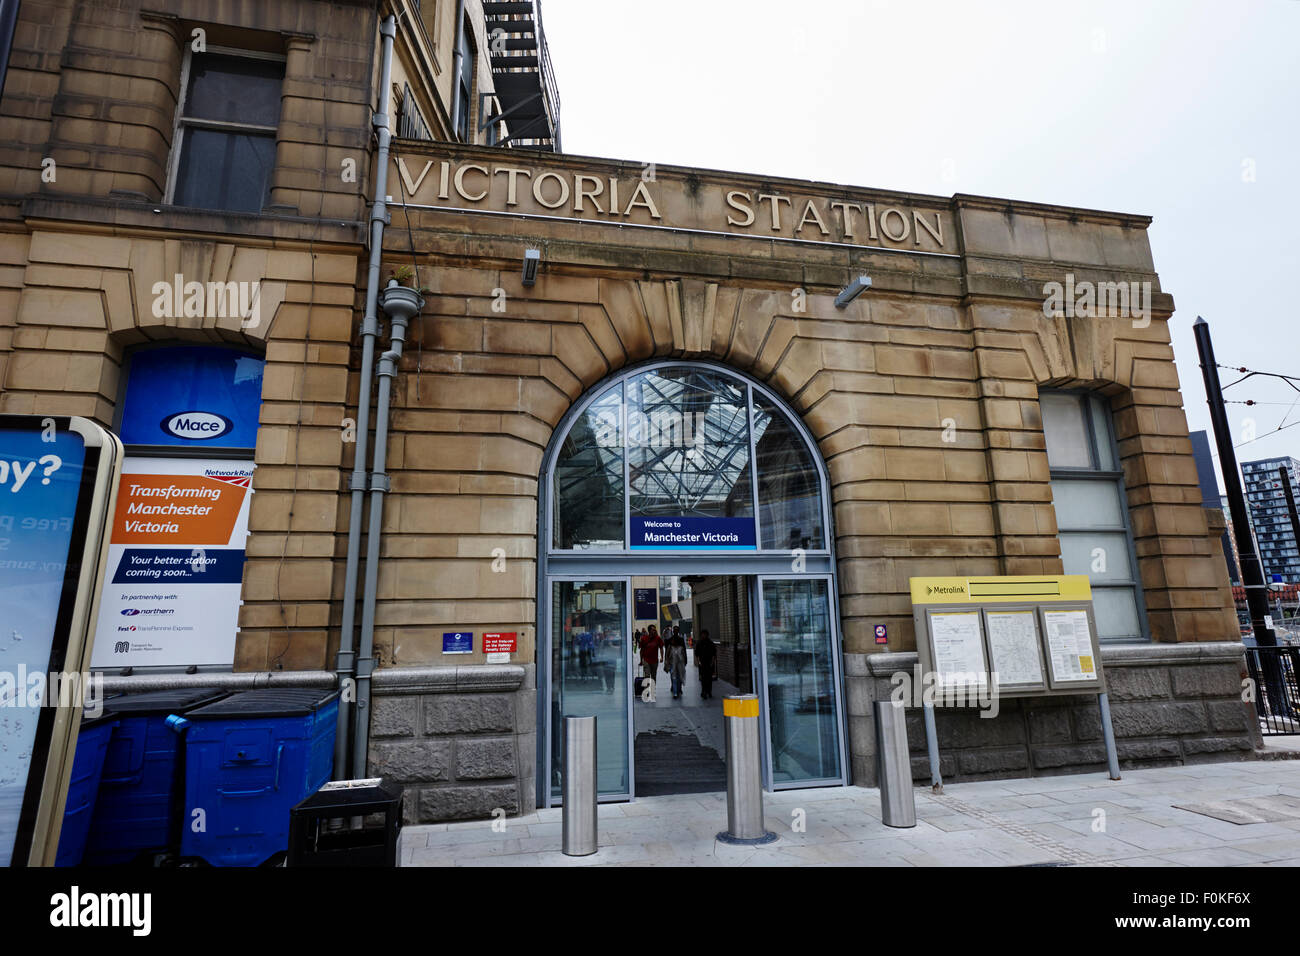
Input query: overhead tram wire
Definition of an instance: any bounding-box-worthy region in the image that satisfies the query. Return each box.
[1210,359,1300,451]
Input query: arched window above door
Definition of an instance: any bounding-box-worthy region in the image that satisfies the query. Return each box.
[548,363,828,553]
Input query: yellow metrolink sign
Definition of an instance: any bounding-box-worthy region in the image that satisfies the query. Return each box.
[909,575,1093,605]
[392,151,952,253]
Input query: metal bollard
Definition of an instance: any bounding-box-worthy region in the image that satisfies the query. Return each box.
[562,715,598,856]
[875,699,916,828]
[717,694,777,845]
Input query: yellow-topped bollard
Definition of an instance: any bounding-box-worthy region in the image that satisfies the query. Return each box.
[717,694,777,846]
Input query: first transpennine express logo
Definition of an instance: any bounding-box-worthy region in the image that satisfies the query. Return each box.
[160,410,233,441]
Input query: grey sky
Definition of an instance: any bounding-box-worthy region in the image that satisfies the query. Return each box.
[542,0,1300,488]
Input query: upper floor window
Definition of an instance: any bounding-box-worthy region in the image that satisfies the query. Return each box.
[456,20,473,142]
[168,49,284,214]
[398,82,433,141]
[1041,390,1148,643]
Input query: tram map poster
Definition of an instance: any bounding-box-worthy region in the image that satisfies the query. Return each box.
[90,457,253,669]
[927,611,987,691]
[984,610,1045,689]
[1043,609,1098,685]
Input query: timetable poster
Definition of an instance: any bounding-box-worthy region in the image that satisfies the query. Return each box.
[1043,609,1098,683]
[985,610,1044,689]
[928,611,987,690]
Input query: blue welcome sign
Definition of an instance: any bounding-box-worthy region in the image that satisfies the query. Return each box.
[630,516,756,550]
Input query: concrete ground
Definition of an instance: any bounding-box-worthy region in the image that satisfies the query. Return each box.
[400,758,1300,866]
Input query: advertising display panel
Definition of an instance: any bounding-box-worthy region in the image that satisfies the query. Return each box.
[91,457,253,669]
[0,415,121,866]
[94,345,265,670]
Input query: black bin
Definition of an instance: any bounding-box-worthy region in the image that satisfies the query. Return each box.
[288,777,402,867]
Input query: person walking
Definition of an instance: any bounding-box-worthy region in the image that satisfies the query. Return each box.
[665,630,688,699]
[695,628,718,699]
[640,625,664,701]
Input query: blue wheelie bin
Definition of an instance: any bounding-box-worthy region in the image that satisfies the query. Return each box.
[83,687,227,865]
[178,688,339,866]
[55,710,118,866]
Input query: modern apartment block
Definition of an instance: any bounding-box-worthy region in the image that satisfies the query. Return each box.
[1241,456,1300,584]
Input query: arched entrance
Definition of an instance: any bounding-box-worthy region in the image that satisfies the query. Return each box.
[536,360,848,806]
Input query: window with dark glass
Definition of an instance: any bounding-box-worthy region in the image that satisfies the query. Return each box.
[627,368,753,523]
[550,366,829,554]
[398,82,433,141]
[170,51,284,213]
[753,393,825,550]
[1041,390,1147,642]
[456,21,473,142]
[552,388,624,550]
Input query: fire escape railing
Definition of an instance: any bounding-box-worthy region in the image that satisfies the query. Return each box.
[480,0,561,151]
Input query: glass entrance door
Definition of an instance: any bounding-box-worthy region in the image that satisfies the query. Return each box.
[549,579,632,802]
[756,576,846,787]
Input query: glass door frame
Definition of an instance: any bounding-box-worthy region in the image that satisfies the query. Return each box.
[752,573,851,791]
[540,574,636,807]
[537,359,846,808]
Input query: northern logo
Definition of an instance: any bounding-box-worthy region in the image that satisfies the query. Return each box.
[160,410,233,441]
[121,608,140,616]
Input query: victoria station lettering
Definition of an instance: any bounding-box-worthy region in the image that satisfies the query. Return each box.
[396,158,946,250]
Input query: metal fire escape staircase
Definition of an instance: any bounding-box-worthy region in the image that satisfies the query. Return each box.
[479,0,561,151]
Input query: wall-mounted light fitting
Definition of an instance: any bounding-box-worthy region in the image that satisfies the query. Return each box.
[834,275,872,309]
[522,248,541,286]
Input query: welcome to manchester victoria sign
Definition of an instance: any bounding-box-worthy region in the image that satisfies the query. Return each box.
[392,150,953,254]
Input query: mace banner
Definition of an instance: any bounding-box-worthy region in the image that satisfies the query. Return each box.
[91,457,253,669]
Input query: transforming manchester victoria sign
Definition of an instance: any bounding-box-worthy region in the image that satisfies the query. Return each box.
[393,153,952,254]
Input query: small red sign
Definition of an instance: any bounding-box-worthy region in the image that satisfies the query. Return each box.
[482,632,518,654]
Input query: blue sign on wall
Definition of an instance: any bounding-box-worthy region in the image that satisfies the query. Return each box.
[442,631,473,654]
[634,587,658,620]
[0,423,89,866]
[119,346,264,450]
[630,516,756,550]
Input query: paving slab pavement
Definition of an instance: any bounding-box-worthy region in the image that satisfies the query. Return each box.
[400,760,1300,867]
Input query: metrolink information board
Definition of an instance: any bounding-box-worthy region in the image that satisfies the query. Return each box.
[909,575,1106,698]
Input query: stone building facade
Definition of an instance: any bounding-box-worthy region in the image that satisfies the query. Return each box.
[0,0,1257,824]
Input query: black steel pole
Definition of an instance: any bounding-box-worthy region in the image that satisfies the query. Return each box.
[1194,316,1288,720]
[1194,316,1276,648]
[1280,465,1300,580]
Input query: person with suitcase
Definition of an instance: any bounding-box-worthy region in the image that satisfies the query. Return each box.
[638,625,663,701]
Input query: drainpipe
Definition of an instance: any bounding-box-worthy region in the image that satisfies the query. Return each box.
[353,279,424,776]
[449,0,467,140]
[334,12,397,780]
